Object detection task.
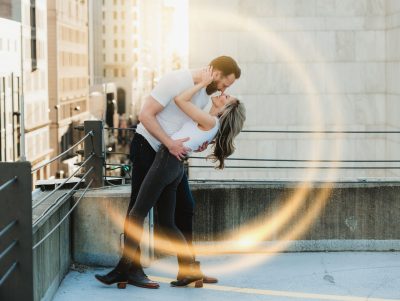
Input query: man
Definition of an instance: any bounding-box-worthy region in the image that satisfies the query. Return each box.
[95,56,241,288]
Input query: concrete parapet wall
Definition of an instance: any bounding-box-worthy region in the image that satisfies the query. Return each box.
[71,182,400,266]
[191,182,400,244]
[71,186,152,267]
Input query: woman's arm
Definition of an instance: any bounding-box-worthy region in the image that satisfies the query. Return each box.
[174,67,216,130]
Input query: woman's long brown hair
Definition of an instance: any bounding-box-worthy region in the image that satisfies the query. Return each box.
[208,100,246,169]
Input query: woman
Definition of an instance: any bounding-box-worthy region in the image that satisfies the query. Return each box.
[100,67,245,288]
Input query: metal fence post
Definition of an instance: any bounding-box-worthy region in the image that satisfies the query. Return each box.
[84,120,104,188]
[0,162,33,301]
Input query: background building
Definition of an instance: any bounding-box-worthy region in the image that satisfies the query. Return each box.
[131,0,187,121]
[47,0,90,176]
[0,17,21,164]
[90,0,187,123]
[1,0,52,183]
[93,0,138,118]
[188,0,400,182]
[22,0,52,182]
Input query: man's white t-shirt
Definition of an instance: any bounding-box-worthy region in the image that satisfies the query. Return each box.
[135,69,210,151]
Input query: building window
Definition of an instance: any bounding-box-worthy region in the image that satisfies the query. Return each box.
[113,68,119,77]
[103,68,106,77]
[121,53,125,62]
[30,0,37,71]
[114,53,118,61]
[113,11,117,19]
[113,25,117,34]
[121,68,125,77]
[114,39,118,47]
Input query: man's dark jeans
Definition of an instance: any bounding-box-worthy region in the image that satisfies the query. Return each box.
[122,133,195,268]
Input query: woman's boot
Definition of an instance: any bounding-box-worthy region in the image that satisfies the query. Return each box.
[171,261,203,288]
[177,260,218,284]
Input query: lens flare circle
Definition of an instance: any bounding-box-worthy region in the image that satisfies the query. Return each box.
[112,7,345,276]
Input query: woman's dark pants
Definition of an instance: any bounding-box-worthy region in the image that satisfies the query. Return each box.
[119,134,196,270]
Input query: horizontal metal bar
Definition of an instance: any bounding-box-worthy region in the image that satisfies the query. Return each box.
[0,176,17,192]
[106,152,129,156]
[105,163,129,167]
[103,128,400,134]
[0,261,18,287]
[0,220,17,239]
[241,130,400,134]
[0,240,17,261]
[106,166,123,171]
[33,179,94,250]
[104,127,136,131]
[33,167,94,227]
[189,166,400,169]
[31,131,93,173]
[188,156,400,163]
[32,154,94,209]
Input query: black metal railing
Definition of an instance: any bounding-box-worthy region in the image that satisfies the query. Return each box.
[31,122,97,236]
[186,129,400,182]
[95,124,400,183]
[0,123,99,300]
[74,122,137,185]
[32,179,93,250]
[31,131,94,174]
[32,154,94,210]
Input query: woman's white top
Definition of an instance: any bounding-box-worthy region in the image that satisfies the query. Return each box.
[170,117,219,153]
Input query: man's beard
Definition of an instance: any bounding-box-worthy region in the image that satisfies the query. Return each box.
[206,81,218,95]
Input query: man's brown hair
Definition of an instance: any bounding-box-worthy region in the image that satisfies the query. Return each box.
[209,56,241,79]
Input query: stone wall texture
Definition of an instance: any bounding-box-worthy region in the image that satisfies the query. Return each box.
[188,0,400,181]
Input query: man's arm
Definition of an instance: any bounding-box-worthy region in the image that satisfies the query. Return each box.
[138,95,190,160]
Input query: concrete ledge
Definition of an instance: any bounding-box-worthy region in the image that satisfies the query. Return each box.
[191,182,400,242]
[72,186,152,267]
[71,182,400,267]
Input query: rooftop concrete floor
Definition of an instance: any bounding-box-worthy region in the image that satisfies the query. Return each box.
[53,252,400,301]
